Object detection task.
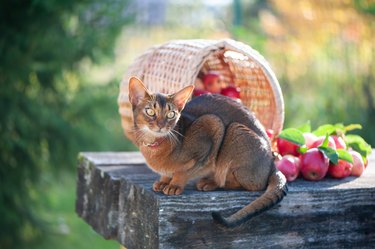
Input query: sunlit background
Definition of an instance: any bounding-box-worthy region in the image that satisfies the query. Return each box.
[1,0,374,248]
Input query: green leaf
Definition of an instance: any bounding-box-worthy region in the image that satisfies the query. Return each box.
[318,146,338,165]
[333,123,345,131]
[296,121,311,133]
[345,134,372,158]
[312,124,336,136]
[344,124,362,132]
[298,145,308,154]
[337,149,353,163]
[278,128,305,146]
[312,123,358,136]
[321,134,330,147]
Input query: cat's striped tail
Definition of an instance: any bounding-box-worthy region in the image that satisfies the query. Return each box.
[211,169,288,228]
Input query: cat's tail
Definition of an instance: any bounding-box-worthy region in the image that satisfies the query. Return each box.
[211,169,288,228]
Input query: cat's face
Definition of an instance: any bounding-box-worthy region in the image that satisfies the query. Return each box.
[133,93,181,137]
[128,77,194,138]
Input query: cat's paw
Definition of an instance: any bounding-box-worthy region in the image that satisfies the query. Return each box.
[163,184,184,195]
[153,181,169,192]
[196,178,219,191]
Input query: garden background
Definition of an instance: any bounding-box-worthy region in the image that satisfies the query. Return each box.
[0,0,374,248]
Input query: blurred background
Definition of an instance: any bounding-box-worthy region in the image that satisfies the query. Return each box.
[0,0,374,248]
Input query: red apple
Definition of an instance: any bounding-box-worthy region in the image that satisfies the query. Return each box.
[276,137,300,156]
[331,135,347,150]
[300,148,329,181]
[221,86,240,99]
[303,132,318,148]
[276,155,301,182]
[350,150,365,176]
[193,89,209,96]
[328,160,353,179]
[310,136,336,150]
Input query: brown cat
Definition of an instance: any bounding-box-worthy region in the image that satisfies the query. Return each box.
[127,76,287,228]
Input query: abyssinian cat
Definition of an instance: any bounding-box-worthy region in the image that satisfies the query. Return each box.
[127,76,287,228]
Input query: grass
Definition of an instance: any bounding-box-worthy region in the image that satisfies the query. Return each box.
[29,170,120,249]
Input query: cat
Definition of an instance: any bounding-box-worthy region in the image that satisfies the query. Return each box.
[127,76,287,228]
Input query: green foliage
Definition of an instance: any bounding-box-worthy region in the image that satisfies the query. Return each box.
[278,128,305,146]
[0,0,132,248]
[314,135,352,165]
[312,123,362,137]
[336,149,354,164]
[354,0,375,15]
[296,121,312,133]
[230,0,269,53]
[316,138,353,165]
[346,134,372,159]
[318,146,339,165]
[29,171,119,249]
[231,0,375,148]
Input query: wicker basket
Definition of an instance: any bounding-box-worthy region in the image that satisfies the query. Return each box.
[118,39,284,141]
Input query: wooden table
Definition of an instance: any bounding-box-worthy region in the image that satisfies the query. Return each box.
[76,150,375,249]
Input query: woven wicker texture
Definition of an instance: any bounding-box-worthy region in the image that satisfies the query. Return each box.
[118,39,284,140]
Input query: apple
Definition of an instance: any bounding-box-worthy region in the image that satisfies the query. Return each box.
[300,148,329,181]
[303,132,318,148]
[276,155,301,182]
[331,135,347,150]
[328,160,353,179]
[310,136,336,149]
[221,86,241,99]
[276,137,300,156]
[193,89,209,96]
[350,150,365,176]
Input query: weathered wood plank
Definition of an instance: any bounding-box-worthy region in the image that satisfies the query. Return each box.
[76,150,375,249]
[81,152,145,165]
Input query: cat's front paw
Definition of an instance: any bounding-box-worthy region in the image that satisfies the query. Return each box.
[153,181,169,192]
[162,184,184,195]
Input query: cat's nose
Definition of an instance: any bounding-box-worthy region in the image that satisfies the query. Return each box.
[157,120,166,129]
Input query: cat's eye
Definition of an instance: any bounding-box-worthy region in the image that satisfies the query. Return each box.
[145,108,155,117]
[167,111,176,119]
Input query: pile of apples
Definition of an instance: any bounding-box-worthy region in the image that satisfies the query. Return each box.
[267,123,372,182]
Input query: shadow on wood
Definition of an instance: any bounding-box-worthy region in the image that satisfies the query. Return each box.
[76,151,375,249]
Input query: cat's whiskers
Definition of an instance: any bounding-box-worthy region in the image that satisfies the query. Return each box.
[133,125,175,148]
[133,128,147,145]
[166,130,180,147]
[132,126,154,145]
[171,129,184,138]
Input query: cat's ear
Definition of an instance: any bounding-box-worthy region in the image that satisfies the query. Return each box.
[128,77,152,106]
[172,85,194,111]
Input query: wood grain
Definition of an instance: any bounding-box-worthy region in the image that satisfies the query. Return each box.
[76,150,375,249]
